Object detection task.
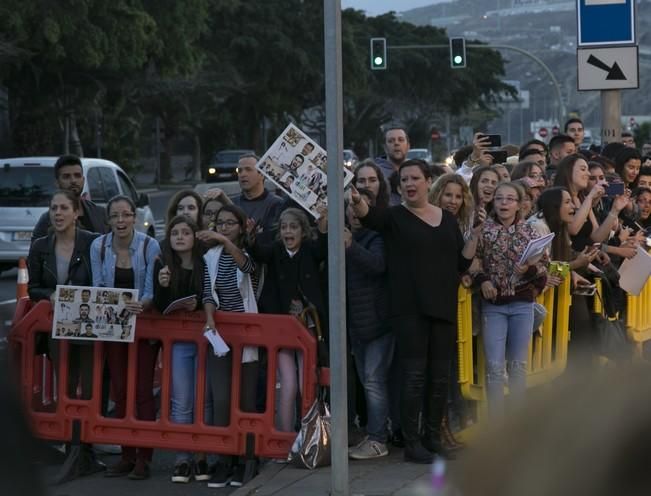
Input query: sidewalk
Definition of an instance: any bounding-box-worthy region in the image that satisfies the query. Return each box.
[231,451,434,496]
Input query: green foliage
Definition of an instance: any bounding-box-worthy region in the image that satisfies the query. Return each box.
[1,0,509,176]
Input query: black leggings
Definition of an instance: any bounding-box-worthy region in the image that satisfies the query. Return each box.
[205,353,258,427]
[396,314,455,444]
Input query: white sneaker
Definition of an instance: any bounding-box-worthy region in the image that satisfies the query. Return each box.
[348,439,389,460]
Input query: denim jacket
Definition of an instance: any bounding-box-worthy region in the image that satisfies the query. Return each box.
[90,230,161,300]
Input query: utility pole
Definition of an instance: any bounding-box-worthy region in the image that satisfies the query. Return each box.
[324,1,348,495]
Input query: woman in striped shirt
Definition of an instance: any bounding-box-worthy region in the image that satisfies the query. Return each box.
[202,204,258,488]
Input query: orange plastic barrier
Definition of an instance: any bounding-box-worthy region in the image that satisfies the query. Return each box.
[8,300,324,460]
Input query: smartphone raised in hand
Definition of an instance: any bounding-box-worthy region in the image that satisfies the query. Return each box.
[478,134,502,148]
[604,182,625,197]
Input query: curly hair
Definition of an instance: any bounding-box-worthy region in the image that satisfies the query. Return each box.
[429,173,474,233]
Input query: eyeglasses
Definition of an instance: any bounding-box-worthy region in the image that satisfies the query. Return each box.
[203,210,219,218]
[109,212,135,221]
[215,220,240,228]
[494,196,519,204]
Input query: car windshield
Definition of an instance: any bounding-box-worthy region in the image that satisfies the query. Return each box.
[343,151,353,159]
[0,166,54,206]
[408,150,428,159]
[215,152,243,163]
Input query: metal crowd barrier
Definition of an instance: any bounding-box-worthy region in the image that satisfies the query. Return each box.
[457,274,572,405]
[626,279,651,358]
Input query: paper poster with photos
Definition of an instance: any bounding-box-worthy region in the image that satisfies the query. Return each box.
[52,285,139,342]
[256,123,353,219]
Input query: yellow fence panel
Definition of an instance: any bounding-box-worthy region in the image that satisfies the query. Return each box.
[457,275,571,402]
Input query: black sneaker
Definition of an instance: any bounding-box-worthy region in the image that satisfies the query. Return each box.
[390,429,405,448]
[404,441,435,464]
[171,462,192,484]
[230,464,245,487]
[206,462,232,488]
[194,459,210,482]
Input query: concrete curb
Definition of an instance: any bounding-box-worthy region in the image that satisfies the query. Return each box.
[230,461,289,496]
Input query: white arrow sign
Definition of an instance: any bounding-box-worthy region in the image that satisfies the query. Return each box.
[577,46,639,91]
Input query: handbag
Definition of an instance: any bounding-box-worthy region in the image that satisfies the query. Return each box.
[298,304,329,367]
[287,387,331,469]
[593,279,630,361]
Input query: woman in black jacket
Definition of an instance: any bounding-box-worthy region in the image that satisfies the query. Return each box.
[248,207,328,432]
[28,190,99,399]
[27,190,100,476]
[344,189,393,460]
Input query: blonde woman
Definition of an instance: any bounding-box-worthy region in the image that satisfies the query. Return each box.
[429,174,474,237]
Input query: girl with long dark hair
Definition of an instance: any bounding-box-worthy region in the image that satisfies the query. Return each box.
[154,216,207,483]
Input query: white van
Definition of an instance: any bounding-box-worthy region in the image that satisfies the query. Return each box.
[0,157,156,273]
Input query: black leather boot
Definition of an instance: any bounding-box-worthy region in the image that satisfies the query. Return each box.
[404,440,434,464]
[422,362,456,460]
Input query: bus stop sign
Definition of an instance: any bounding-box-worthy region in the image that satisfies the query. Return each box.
[577,0,635,47]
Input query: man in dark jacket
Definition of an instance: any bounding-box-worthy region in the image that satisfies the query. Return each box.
[375,127,410,206]
[345,190,393,460]
[31,155,108,242]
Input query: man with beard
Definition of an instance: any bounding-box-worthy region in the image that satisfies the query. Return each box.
[31,155,108,242]
[376,127,410,205]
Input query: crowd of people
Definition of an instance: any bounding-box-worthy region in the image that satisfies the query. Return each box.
[23,119,651,485]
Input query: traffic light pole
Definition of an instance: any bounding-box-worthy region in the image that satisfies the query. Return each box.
[388,43,567,121]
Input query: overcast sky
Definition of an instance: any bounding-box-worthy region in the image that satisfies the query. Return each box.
[343,0,445,16]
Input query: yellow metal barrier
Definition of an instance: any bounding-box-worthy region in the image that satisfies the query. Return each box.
[457,274,571,403]
[626,280,651,358]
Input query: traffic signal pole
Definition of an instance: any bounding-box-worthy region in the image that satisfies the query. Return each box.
[387,42,567,122]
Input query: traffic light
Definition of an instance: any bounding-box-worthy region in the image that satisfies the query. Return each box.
[370,37,387,70]
[449,37,466,69]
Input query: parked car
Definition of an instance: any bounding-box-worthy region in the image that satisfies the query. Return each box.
[206,149,254,182]
[343,149,359,170]
[0,157,155,274]
[407,148,432,163]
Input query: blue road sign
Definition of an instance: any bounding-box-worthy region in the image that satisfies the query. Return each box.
[577,0,635,46]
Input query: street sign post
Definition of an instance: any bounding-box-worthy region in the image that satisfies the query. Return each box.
[577,45,639,91]
[577,0,635,46]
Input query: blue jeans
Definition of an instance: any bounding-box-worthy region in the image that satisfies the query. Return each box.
[171,342,197,463]
[351,332,395,443]
[482,300,533,418]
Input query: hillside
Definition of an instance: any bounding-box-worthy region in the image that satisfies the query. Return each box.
[399,0,651,136]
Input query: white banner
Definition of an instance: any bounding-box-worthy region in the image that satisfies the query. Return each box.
[256,123,353,219]
[52,285,139,342]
